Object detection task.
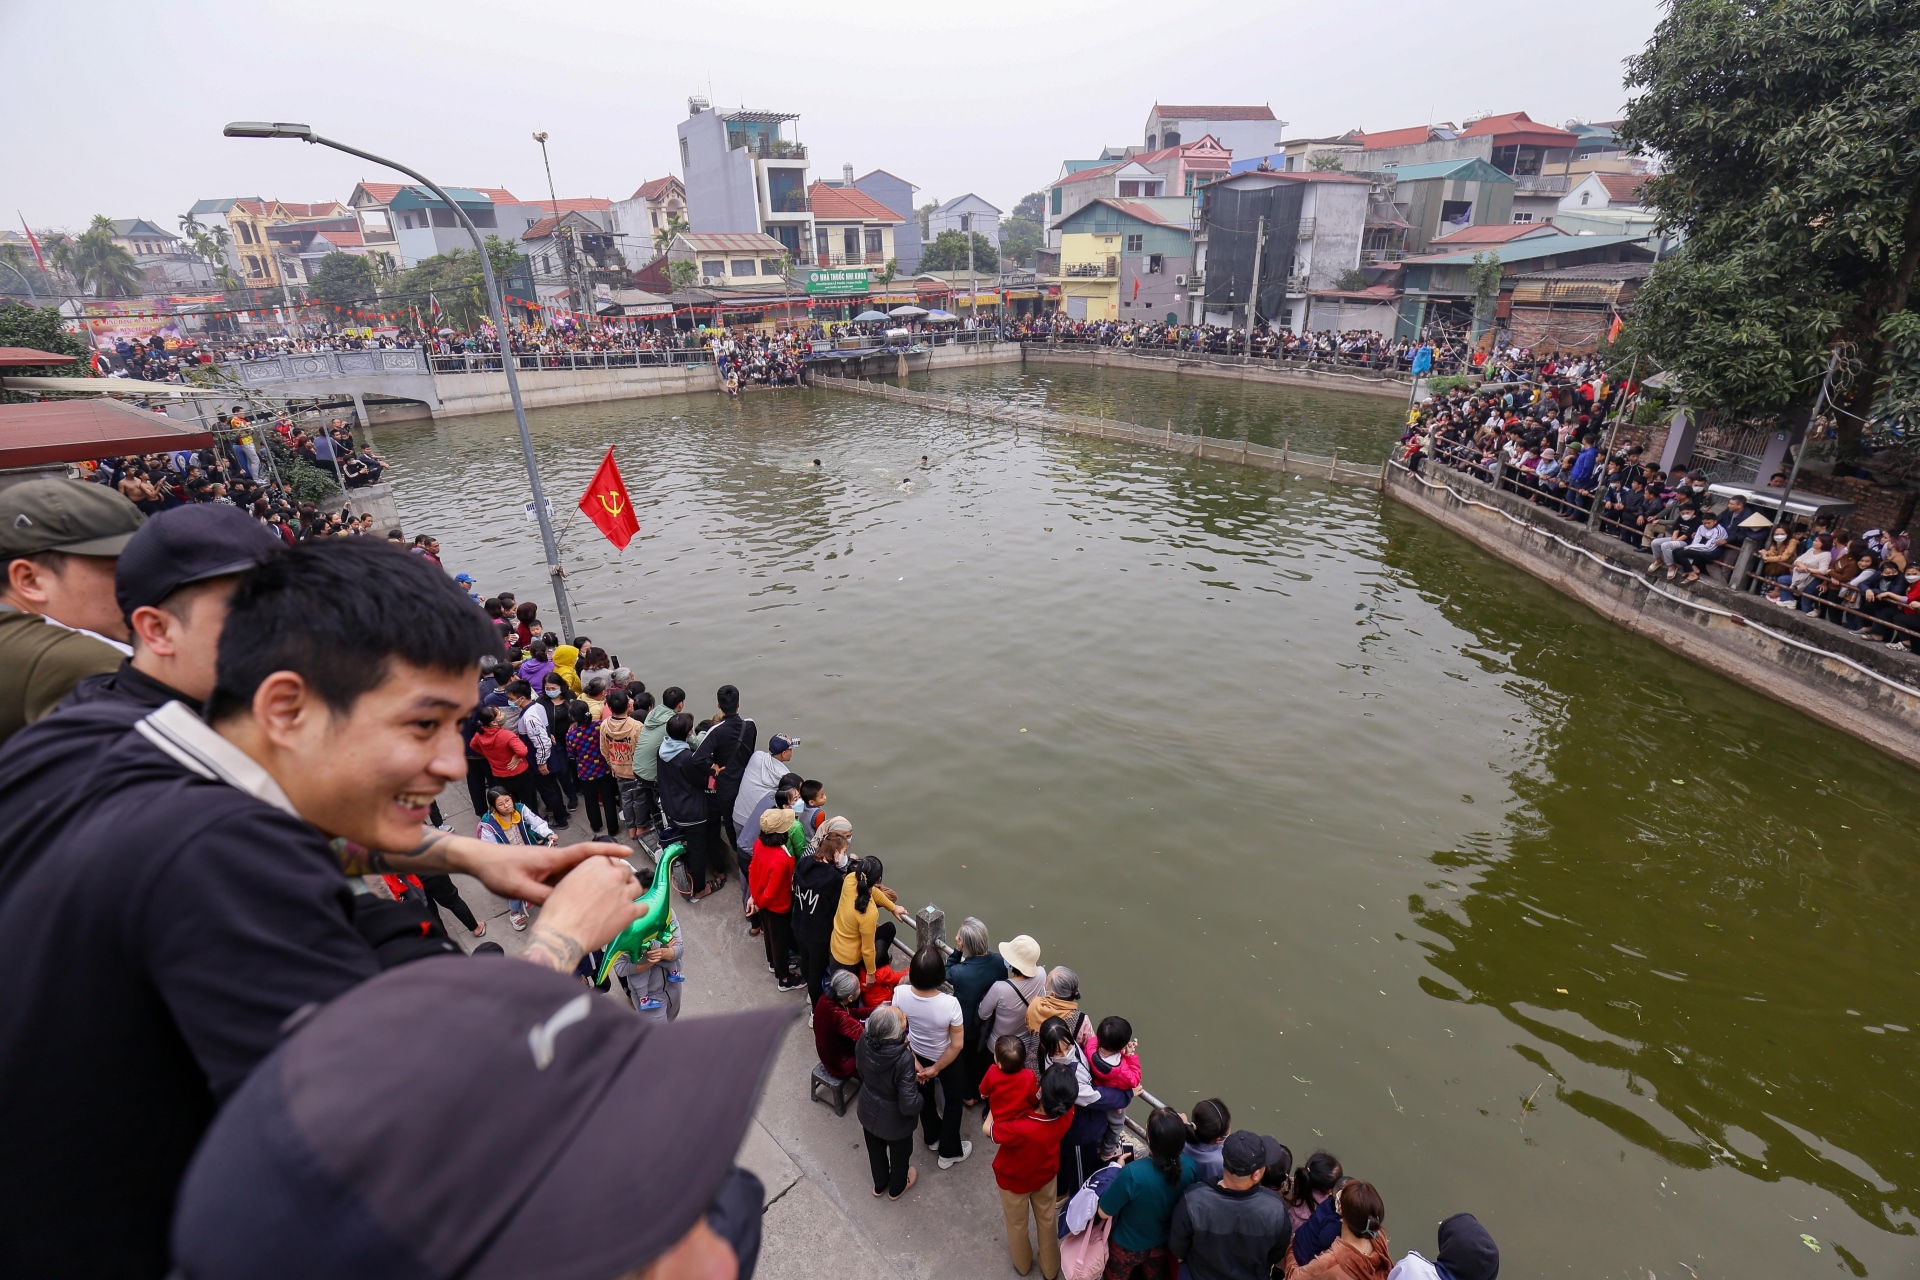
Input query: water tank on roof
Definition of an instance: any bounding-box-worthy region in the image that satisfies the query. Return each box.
[688,95,710,117]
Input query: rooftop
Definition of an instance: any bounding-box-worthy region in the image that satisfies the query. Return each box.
[628,176,682,201]
[1592,172,1648,204]
[1381,157,1515,184]
[1459,111,1581,147]
[1152,104,1278,121]
[807,182,904,223]
[1403,231,1647,267]
[1352,124,1451,150]
[1431,221,1565,246]
[1512,260,1657,282]
[673,231,791,256]
[1076,198,1190,228]
[720,109,801,123]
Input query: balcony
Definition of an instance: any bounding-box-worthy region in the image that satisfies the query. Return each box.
[803,252,887,268]
[732,139,807,161]
[1062,258,1117,279]
[768,191,810,215]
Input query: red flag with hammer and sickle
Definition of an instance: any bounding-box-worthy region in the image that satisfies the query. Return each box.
[579,447,639,550]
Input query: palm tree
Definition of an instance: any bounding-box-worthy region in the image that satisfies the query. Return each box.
[37,231,77,292]
[178,212,205,240]
[69,215,143,298]
[653,213,689,256]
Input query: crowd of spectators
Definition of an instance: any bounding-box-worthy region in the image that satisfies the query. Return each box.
[1006,316,1472,375]
[1401,374,1920,651]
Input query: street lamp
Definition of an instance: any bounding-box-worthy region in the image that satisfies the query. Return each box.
[223,121,577,641]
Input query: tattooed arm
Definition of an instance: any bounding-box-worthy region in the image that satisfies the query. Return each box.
[515,855,644,974]
[335,827,633,905]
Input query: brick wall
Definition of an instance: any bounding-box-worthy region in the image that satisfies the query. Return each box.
[1506,303,1608,353]
[1815,475,1917,537]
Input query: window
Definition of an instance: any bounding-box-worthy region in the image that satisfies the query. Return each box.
[651,211,660,227]
[1439,200,1474,228]
[730,259,756,276]
[541,254,552,274]
[1146,254,1163,274]
[1050,188,1062,216]
[1119,181,1140,197]
[1512,212,1534,223]
[816,228,831,258]
[864,227,883,255]
[701,259,725,278]
[1146,134,1158,150]
[1125,234,1144,252]
[1579,191,1592,206]
[843,227,860,257]
[470,209,497,228]
[679,138,690,170]
[761,258,783,276]
[430,208,457,228]
[959,214,971,232]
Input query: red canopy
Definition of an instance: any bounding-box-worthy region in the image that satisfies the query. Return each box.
[0,347,79,368]
[0,398,213,470]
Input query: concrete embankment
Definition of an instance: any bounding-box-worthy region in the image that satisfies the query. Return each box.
[1383,460,1920,770]
[1022,344,1415,399]
[426,341,1020,418]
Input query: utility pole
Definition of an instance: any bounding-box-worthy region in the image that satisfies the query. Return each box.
[534,131,594,334]
[1243,213,1267,364]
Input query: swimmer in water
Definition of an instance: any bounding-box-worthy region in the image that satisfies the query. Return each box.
[920,455,930,468]
[812,459,822,467]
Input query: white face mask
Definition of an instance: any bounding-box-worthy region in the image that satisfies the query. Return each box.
[834,850,850,869]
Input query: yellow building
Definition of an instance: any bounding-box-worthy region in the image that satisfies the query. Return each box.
[1054,229,1121,321]
[224,199,351,289]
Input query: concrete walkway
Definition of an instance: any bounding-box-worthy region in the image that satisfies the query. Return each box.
[433,790,1015,1280]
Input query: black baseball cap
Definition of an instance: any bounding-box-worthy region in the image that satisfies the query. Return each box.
[172,956,797,1280]
[0,477,144,558]
[1222,1129,1287,1178]
[114,504,284,617]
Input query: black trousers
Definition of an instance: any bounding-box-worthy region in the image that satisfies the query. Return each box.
[863,1130,914,1197]
[497,769,537,808]
[420,873,478,932]
[533,768,571,827]
[760,909,797,981]
[915,1052,966,1159]
[675,815,716,896]
[576,775,620,834]
[795,932,832,1006]
[464,754,489,817]
[959,1037,991,1103]
[1673,546,1722,574]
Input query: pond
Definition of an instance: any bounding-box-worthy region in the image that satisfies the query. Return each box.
[375,365,1917,1278]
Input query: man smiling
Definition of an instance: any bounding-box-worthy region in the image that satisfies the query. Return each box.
[0,541,642,1280]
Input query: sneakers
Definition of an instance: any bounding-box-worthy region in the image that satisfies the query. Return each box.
[666,972,685,983]
[508,909,529,931]
[777,976,806,992]
[937,1141,973,1171]
[638,997,663,1011]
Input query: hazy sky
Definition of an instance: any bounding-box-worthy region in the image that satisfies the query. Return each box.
[3,0,1664,233]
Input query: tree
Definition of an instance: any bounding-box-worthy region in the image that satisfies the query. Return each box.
[1000,216,1043,267]
[875,258,898,287]
[1467,252,1503,341]
[1309,152,1346,171]
[916,201,937,239]
[309,252,380,308]
[68,216,142,298]
[1618,0,1920,457]
[0,302,90,399]
[919,229,999,273]
[1013,191,1046,222]
[666,259,699,293]
[653,212,689,255]
[1334,268,1369,292]
[0,244,57,301]
[387,236,528,330]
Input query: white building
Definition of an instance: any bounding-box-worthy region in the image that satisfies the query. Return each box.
[675,100,812,264]
[1142,104,1285,161]
[925,194,1002,252]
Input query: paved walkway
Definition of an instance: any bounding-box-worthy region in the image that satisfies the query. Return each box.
[434,790,1014,1280]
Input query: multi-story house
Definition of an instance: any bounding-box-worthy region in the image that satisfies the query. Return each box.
[610,177,687,259]
[267,219,370,289]
[1045,161,1163,249]
[664,231,795,288]
[676,100,812,262]
[1048,198,1194,323]
[849,170,921,272]
[223,200,353,289]
[1193,170,1369,331]
[348,184,546,271]
[805,182,903,268]
[107,220,213,290]
[925,195,1002,257]
[186,197,261,275]
[1142,104,1284,160]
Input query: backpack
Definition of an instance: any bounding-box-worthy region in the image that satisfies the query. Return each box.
[1058,1211,1110,1280]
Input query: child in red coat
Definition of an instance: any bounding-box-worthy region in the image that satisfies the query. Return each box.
[979,1035,1040,1137]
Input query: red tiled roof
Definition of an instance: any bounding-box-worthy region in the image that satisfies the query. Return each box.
[313,229,364,247]
[1354,125,1442,150]
[531,197,611,213]
[1085,198,1184,227]
[474,187,522,204]
[1153,104,1276,122]
[1308,284,1400,301]
[0,347,78,368]
[1459,112,1579,146]
[806,182,903,222]
[0,398,212,469]
[1432,221,1562,245]
[278,201,346,218]
[1595,172,1647,203]
[353,182,405,205]
[1057,161,1128,187]
[629,176,682,201]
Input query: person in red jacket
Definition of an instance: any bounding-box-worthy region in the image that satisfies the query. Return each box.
[991,1064,1077,1279]
[814,969,868,1080]
[747,807,804,991]
[979,1035,1040,1128]
[469,705,534,807]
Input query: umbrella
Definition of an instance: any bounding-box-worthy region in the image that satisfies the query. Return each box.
[925,310,959,322]
[888,305,928,317]
[436,327,455,336]
[852,310,888,321]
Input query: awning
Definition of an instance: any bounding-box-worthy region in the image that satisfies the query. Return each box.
[0,398,215,469]
[0,347,80,368]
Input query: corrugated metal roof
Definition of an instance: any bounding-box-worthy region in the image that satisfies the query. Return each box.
[1153,104,1277,121]
[1460,112,1580,146]
[1403,232,1646,266]
[1381,158,1514,183]
[674,232,790,255]
[1512,260,1656,281]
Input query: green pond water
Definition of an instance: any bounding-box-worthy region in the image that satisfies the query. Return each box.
[375,364,1917,1278]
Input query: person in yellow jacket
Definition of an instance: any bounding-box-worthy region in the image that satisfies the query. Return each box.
[831,855,910,980]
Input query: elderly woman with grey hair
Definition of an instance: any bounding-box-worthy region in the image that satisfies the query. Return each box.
[814,968,868,1082]
[945,917,1007,1105]
[856,1005,925,1200]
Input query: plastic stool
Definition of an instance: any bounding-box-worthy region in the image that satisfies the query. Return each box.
[809,1063,858,1116]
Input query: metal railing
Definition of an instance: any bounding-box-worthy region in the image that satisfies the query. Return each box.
[1024,337,1420,384]
[427,348,713,374]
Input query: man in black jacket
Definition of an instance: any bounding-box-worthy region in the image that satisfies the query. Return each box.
[658,710,718,900]
[1168,1130,1293,1280]
[694,684,755,898]
[791,816,851,1005]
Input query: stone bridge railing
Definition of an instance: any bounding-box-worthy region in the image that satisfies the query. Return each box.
[227,349,433,387]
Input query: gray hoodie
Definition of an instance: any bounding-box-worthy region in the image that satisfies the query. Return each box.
[634,703,675,781]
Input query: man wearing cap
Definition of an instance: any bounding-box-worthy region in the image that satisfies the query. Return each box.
[171,959,794,1280]
[1167,1130,1294,1280]
[0,477,145,743]
[732,732,798,860]
[0,541,645,1280]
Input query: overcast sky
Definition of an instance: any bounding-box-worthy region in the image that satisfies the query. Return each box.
[4,0,1664,234]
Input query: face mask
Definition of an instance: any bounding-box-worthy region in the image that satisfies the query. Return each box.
[546,687,562,699]
[834,851,850,869]
[1774,533,1788,542]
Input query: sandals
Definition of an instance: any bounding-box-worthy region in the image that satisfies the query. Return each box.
[888,1167,919,1200]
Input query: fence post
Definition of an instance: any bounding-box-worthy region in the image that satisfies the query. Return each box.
[1282,438,1290,469]
[1329,448,1339,480]
[913,904,947,955]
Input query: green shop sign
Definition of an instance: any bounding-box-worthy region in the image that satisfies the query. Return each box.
[804,268,870,296]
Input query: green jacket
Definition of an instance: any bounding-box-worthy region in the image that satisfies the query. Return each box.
[0,608,124,746]
[633,703,676,781]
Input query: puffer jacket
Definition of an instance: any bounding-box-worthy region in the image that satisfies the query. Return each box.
[855,1033,923,1141]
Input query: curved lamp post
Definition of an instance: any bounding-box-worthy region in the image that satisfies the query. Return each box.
[223,121,576,641]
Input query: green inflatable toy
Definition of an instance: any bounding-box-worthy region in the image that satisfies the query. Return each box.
[596,843,683,986]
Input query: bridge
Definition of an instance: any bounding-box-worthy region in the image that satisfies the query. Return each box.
[226,348,444,419]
